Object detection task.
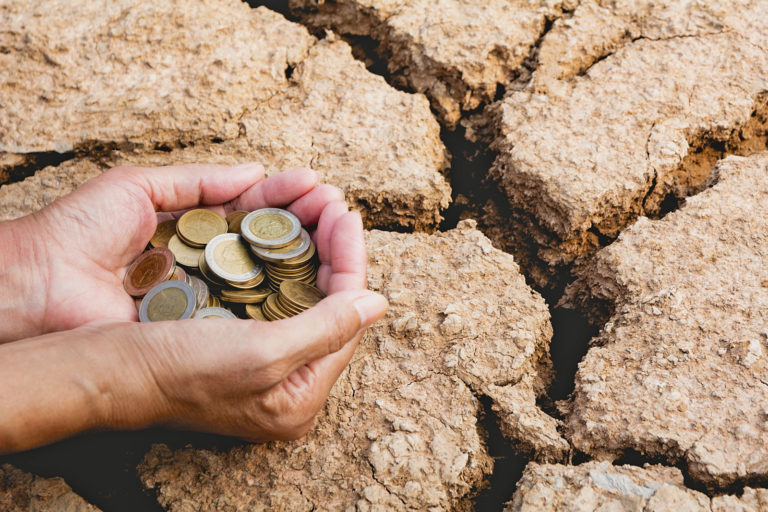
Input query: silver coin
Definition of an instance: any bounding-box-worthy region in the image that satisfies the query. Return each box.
[250,229,311,262]
[240,208,301,249]
[193,307,237,319]
[138,281,197,322]
[204,233,263,284]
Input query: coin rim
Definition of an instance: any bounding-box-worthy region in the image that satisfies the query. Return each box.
[241,208,302,248]
[138,280,198,322]
[251,229,311,262]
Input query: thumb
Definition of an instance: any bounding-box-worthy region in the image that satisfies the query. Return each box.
[266,289,388,379]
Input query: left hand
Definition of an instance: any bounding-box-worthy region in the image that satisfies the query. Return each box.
[0,162,344,343]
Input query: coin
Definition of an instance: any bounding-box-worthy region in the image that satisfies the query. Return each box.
[251,229,311,262]
[245,303,267,321]
[226,210,249,235]
[188,275,210,311]
[220,287,271,304]
[168,234,204,268]
[280,280,325,310]
[207,295,221,308]
[262,293,289,321]
[241,208,301,249]
[139,281,197,322]
[150,219,178,249]
[170,266,188,284]
[177,209,228,248]
[278,241,317,268]
[205,234,263,285]
[123,247,176,297]
[194,307,237,319]
[198,251,226,287]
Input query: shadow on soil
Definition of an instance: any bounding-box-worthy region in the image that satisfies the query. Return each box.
[0,429,244,512]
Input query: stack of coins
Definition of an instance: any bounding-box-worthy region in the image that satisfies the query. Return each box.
[260,279,326,321]
[127,207,325,322]
[241,208,319,292]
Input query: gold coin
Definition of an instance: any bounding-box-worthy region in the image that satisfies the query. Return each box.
[207,295,221,308]
[226,211,249,234]
[220,287,271,304]
[168,235,204,268]
[245,304,267,321]
[226,272,265,290]
[263,293,289,320]
[150,219,178,249]
[277,293,304,315]
[177,209,228,248]
[280,280,325,310]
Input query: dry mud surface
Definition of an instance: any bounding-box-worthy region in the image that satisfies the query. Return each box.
[139,222,564,510]
[480,0,768,289]
[0,0,449,230]
[1,0,768,510]
[0,464,101,512]
[563,153,768,489]
[507,461,768,511]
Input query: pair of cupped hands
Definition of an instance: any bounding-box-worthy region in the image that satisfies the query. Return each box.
[0,163,387,453]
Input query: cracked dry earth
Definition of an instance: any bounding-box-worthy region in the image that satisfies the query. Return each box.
[1,0,768,511]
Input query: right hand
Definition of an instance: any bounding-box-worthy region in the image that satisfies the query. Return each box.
[118,209,387,440]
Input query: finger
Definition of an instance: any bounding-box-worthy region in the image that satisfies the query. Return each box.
[315,201,348,265]
[225,167,318,214]
[327,211,367,294]
[113,162,266,213]
[268,290,387,379]
[287,184,345,227]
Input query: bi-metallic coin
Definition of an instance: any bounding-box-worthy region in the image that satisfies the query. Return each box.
[240,208,301,249]
[205,234,263,286]
[139,281,197,322]
[123,247,176,298]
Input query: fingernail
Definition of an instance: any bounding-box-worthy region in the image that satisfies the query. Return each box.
[353,291,388,327]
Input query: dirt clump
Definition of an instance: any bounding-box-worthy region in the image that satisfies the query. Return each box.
[561,153,768,489]
[0,1,449,230]
[0,464,101,512]
[139,221,566,510]
[289,0,572,127]
[473,0,768,290]
[507,461,768,511]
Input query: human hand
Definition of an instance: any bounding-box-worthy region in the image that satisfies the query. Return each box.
[0,162,388,449]
[0,163,354,342]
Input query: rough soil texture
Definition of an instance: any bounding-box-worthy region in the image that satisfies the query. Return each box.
[138,222,567,510]
[0,464,101,512]
[290,0,572,127]
[475,0,768,290]
[507,461,768,511]
[0,0,449,230]
[561,153,768,489]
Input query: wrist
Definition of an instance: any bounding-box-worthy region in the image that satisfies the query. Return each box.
[0,323,170,453]
[0,213,51,343]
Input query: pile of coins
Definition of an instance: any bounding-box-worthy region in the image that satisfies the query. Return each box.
[123,207,325,322]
